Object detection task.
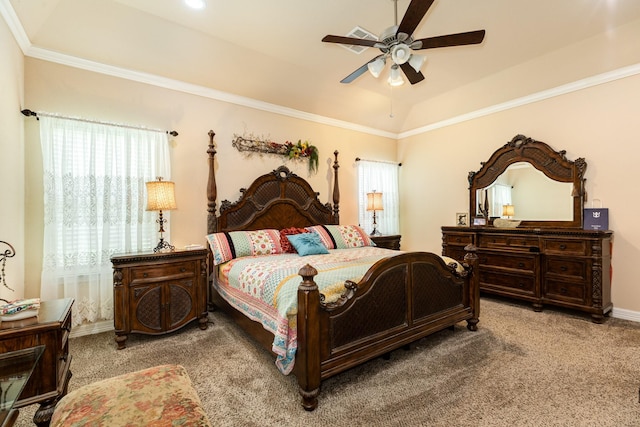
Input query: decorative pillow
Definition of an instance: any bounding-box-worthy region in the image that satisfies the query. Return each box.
[286,233,329,256]
[279,227,309,253]
[441,256,464,274]
[206,229,282,265]
[305,225,374,249]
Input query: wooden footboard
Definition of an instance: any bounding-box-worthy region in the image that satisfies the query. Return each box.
[296,249,479,411]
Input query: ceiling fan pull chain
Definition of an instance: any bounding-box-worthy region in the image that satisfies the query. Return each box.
[389,86,394,118]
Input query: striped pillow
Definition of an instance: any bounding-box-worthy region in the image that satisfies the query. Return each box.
[206,229,283,265]
[305,225,374,249]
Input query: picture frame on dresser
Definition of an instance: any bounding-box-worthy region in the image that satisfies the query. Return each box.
[456,213,468,226]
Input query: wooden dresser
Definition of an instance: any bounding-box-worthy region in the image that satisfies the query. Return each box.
[0,298,73,426]
[111,249,209,349]
[442,226,612,322]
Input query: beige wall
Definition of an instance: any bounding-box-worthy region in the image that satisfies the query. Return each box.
[0,15,25,300]
[398,72,640,315]
[23,58,397,298]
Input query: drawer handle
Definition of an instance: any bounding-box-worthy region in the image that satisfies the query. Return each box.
[180,268,187,272]
[143,273,148,278]
[518,262,524,268]
[560,266,568,272]
[559,244,567,250]
[517,282,525,288]
[455,238,461,243]
[560,287,567,294]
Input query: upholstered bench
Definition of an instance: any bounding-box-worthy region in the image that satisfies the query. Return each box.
[50,364,211,427]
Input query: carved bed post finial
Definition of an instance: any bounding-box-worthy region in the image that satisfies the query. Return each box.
[332,150,340,224]
[207,130,217,234]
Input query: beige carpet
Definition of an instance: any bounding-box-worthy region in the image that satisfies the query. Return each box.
[14,297,640,426]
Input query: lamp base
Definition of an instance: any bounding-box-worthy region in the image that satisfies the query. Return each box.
[153,238,175,253]
[370,227,382,237]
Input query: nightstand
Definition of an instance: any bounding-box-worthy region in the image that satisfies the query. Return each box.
[371,234,401,250]
[111,249,209,349]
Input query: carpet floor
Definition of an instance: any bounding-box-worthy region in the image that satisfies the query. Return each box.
[14,297,640,426]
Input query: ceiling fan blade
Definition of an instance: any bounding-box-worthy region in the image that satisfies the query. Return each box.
[399,62,425,85]
[322,35,380,48]
[340,54,386,84]
[397,0,435,37]
[413,30,486,50]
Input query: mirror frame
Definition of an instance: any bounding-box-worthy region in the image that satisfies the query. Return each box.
[468,134,587,229]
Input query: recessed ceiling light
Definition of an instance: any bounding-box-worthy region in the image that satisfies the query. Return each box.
[184,0,206,10]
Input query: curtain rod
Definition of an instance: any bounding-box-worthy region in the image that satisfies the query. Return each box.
[355,157,402,167]
[21,109,178,136]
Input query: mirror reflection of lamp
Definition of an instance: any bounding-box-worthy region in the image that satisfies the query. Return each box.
[502,204,515,219]
[366,191,384,236]
[146,177,177,253]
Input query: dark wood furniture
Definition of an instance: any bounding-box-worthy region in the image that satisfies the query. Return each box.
[111,249,209,350]
[0,298,73,427]
[0,346,44,427]
[442,134,613,322]
[205,130,480,411]
[370,234,401,250]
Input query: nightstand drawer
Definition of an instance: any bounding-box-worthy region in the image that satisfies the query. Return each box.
[544,257,587,281]
[130,261,195,281]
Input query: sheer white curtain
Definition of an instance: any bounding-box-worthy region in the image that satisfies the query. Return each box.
[39,116,170,326]
[357,160,400,235]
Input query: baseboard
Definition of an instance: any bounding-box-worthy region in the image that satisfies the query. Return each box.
[611,307,640,323]
[70,320,114,338]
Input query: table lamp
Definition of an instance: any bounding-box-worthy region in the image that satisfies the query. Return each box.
[146,177,177,252]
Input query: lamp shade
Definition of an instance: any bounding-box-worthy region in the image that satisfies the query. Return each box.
[408,54,426,73]
[502,204,515,217]
[367,57,386,78]
[387,65,404,87]
[366,192,383,211]
[146,179,177,211]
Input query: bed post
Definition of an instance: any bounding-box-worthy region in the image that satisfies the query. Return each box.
[206,131,217,311]
[207,130,217,234]
[332,150,340,224]
[464,244,480,331]
[296,264,321,411]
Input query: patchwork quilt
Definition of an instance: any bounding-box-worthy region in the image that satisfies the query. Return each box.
[214,246,397,374]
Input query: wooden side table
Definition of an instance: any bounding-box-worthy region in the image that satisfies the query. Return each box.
[371,234,402,250]
[111,249,209,349]
[0,298,73,427]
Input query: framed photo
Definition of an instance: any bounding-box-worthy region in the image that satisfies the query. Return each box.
[456,212,468,226]
[473,217,487,226]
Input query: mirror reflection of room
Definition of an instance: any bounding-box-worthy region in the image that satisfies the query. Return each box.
[476,162,573,221]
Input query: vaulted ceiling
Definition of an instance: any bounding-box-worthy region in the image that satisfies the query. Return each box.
[6,0,640,135]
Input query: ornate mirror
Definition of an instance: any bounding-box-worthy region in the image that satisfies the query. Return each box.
[468,134,586,228]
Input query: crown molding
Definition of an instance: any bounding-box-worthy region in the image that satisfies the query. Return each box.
[398,63,640,139]
[3,0,639,141]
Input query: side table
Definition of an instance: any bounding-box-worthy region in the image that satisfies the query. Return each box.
[0,298,73,427]
[371,234,402,250]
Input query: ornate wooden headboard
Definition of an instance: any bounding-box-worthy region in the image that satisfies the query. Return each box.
[206,130,340,235]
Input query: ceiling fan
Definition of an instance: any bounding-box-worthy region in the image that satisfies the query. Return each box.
[322,0,485,86]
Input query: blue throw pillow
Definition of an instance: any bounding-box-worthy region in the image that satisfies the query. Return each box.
[287,233,329,256]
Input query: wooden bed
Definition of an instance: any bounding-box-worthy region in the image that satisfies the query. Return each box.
[205,130,480,410]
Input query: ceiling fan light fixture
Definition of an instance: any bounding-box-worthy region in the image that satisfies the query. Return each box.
[367,57,386,78]
[408,54,426,73]
[390,44,411,65]
[388,65,404,87]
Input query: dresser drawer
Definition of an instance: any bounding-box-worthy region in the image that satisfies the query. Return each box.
[479,252,536,272]
[130,261,195,281]
[542,239,587,256]
[478,234,539,251]
[480,269,535,295]
[544,278,586,304]
[443,233,473,245]
[544,257,587,281]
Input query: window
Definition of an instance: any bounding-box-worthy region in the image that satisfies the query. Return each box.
[357,160,400,235]
[39,116,170,326]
